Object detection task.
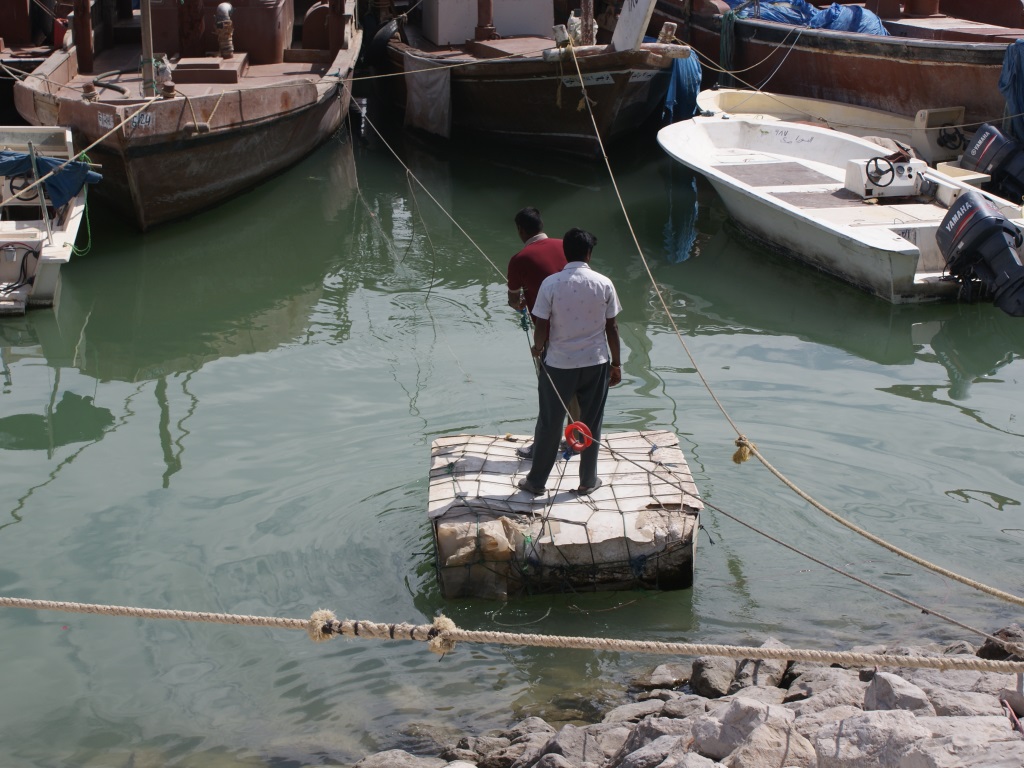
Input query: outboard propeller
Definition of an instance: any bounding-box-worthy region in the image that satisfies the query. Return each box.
[960,123,1024,204]
[936,189,1024,317]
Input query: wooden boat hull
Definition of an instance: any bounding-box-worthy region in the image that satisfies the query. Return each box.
[386,42,677,157]
[14,43,359,230]
[657,117,1024,303]
[679,12,1007,126]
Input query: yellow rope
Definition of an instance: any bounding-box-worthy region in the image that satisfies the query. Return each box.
[3,597,1022,672]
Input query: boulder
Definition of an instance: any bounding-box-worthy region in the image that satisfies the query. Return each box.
[616,734,691,768]
[792,705,863,742]
[690,697,795,760]
[719,685,787,707]
[863,671,935,714]
[925,687,1003,717]
[534,723,630,767]
[722,722,816,768]
[662,694,713,720]
[609,716,699,763]
[602,699,666,723]
[977,624,1024,660]
[729,638,791,693]
[353,750,447,768]
[659,751,720,768]
[813,710,933,767]
[635,663,691,690]
[502,718,557,742]
[690,656,736,699]
[784,667,868,717]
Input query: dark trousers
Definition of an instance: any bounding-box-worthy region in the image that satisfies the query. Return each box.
[525,361,609,489]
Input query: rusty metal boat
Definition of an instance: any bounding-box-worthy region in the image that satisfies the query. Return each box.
[655,0,1022,128]
[13,0,361,230]
[372,0,691,157]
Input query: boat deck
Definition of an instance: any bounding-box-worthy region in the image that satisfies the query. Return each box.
[428,430,702,599]
[58,47,330,101]
[707,148,952,272]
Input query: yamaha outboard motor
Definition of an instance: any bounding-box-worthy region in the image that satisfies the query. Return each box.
[960,123,1024,203]
[937,189,1024,316]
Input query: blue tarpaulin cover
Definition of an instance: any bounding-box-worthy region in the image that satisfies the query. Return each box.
[999,40,1024,142]
[0,151,102,208]
[724,0,889,36]
[664,50,703,123]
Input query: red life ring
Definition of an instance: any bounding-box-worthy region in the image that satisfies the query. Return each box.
[564,421,593,452]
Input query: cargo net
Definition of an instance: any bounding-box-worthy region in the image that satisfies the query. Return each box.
[427,431,703,599]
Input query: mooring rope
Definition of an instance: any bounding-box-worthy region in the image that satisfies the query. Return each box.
[2,597,1022,673]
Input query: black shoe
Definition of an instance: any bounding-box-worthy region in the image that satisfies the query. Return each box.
[516,444,534,459]
[517,477,546,495]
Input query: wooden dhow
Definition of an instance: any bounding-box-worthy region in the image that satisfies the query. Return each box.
[657,0,1022,128]
[372,0,691,157]
[13,0,361,231]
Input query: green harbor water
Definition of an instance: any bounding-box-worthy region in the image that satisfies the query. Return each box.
[1,113,1023,766]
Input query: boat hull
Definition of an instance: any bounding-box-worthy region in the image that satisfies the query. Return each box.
[14,44,360,230]
[656,118,1009,304]
[682,13,1007,126]
[386,42,677,157]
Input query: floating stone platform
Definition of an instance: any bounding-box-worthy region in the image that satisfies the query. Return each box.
[428,430,702,599]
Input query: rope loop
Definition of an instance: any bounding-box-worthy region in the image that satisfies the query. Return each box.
[428,614,458,655]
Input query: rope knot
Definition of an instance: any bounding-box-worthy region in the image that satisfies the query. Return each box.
[732,435,754,464]
[427,614,458,655]
[307,608,338,643]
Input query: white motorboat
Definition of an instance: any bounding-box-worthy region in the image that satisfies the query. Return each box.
[657,115,1024,310]
[0,126,99,315]
[696,87,969,166]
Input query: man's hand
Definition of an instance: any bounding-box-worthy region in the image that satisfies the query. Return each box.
[610,365,622,386]
[507,290,525,310]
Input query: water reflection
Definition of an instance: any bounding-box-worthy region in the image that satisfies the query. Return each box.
[0,134,361,488]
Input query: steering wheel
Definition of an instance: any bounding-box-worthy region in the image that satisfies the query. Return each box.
[8,174,39,201]
[865,157,895,188]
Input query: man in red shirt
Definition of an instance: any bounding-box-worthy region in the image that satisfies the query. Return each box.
[507,207,566,316]
[507,207,570,460]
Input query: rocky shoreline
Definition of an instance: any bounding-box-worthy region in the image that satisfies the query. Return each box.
[351,626,1024,768]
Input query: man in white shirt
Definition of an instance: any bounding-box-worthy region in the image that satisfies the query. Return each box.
[517,228,622,496]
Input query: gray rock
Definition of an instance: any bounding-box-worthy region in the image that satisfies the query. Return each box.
[637,689,685,702]
[729,638,791,693]
[721,722,816,768]
[533,755,575,768]
[602,699,666,723]
[863,671,936,715]
[792,705,863,742]
[691,697,795,760]
[915,714,1021,741]
[616,734,689,768]
[663,694,713,720]
[635,663,691,690]
[899,736,1024,767]
[610,716,698,762]
[440,748,481,763]
[898,668,1018,697]
[535,723,629,767]
[446,763,480,768]
[719,685,787,708]
[813,710,932,767]
[784,667,868,717]
[353,750,447,768]
[502,718,557,743]
[501,732,555,768]
[925,687,1003,717]
[942,640,976,656]
[977,623,1024,660]
[690,656,737,699]
[659,754,720,768]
